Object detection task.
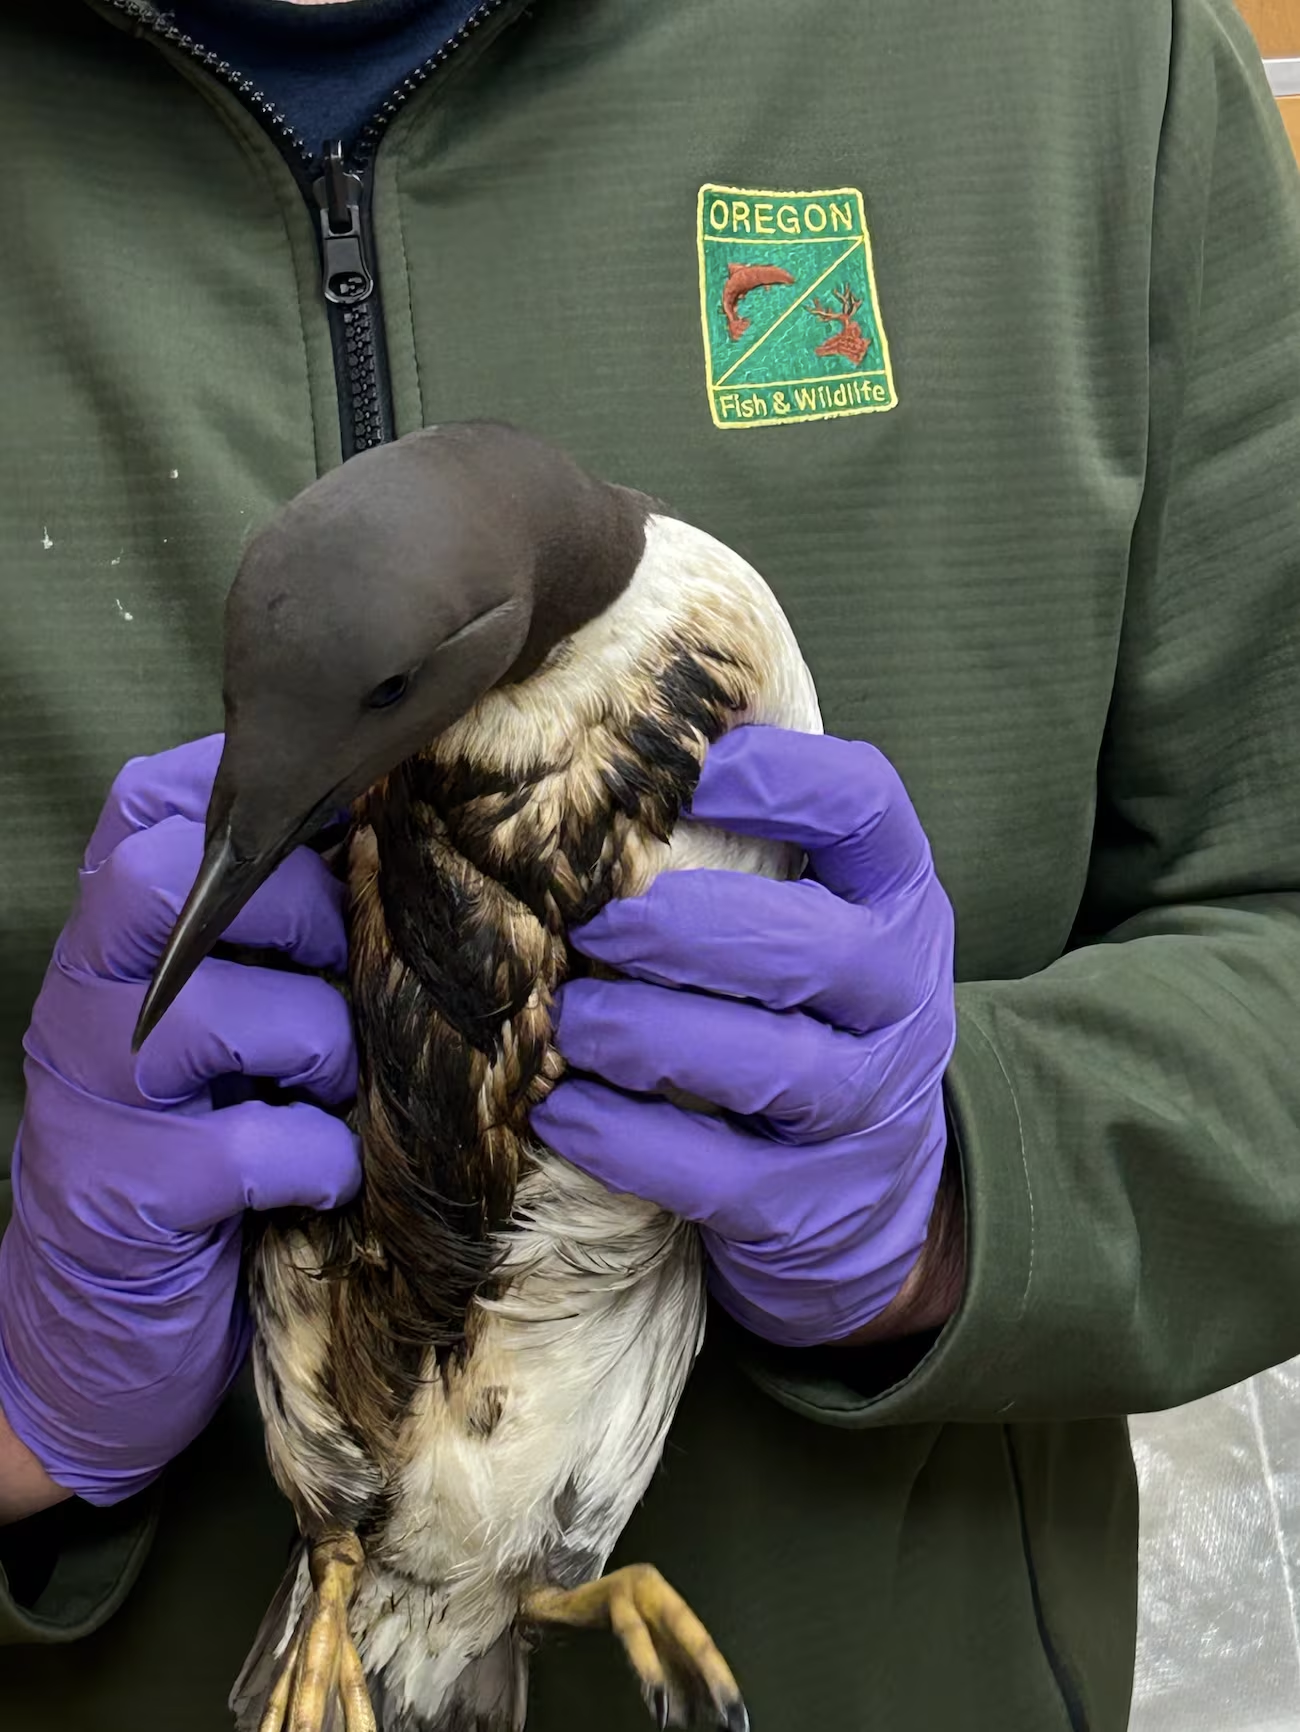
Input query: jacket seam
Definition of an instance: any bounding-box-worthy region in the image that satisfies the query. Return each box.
[957,1007,1035,1325]
[391,150,427,429]
[1004,1428,1089,1732]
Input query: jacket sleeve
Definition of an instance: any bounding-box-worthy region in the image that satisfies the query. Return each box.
[753,0,1300,1427]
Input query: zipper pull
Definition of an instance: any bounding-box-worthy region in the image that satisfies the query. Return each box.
[313,141,374,305]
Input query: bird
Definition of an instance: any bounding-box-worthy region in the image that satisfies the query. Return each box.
[136,421,822,1732]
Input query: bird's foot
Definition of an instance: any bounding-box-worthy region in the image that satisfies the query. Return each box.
[259,1532,376,1732]
[524,1562,747,1731]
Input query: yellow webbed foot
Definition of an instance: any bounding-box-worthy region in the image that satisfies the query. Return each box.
[259,1534,376,1732]
[525,1562,747,1731]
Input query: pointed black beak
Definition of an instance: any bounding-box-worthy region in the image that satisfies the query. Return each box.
[132,792,339,1053]
[132,826,267,1051]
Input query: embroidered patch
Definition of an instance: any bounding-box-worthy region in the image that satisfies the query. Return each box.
[696,184,898,430]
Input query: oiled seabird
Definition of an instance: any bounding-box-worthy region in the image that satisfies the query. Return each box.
[137,422,822,1732]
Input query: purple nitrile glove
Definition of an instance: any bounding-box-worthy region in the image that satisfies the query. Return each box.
[532,727,957,1348]
[0,737,360,1506]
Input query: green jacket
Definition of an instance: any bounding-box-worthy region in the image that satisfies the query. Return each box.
[3,1,1300,1727]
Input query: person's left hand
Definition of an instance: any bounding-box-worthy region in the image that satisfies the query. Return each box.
[531,726,957,1348]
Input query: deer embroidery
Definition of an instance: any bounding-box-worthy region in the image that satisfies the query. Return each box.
[805,284,871,367]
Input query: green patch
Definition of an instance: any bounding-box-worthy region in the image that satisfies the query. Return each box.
[696,184,898,430]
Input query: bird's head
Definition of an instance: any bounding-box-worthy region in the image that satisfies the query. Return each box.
[133,423,645,1049]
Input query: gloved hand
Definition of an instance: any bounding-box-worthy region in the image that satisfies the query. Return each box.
[532,727,957,1348]
[0,737,360,1506]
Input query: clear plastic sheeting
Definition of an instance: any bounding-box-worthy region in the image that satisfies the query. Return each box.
[1130,1359,1300,1731]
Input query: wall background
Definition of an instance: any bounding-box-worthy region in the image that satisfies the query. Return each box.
[1237,0,1300,155]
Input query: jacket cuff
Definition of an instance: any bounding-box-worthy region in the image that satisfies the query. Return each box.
[739,999,1036,1426]
[0,1484,159,1645]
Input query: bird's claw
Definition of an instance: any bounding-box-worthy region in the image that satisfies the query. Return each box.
[524,1562,746,1732]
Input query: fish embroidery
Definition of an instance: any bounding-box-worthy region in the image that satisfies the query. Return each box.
[721,261,796,341]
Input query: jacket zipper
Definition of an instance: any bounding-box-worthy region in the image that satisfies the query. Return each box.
[316,142,388,455]
[101,0,513,458]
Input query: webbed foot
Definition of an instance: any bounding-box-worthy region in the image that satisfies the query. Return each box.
[259,1533,375,1732]
[525,1562,746,1730]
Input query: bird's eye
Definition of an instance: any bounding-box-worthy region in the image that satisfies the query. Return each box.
[366,672,411,711]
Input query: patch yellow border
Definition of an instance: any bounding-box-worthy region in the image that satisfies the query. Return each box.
[696,183,899,430]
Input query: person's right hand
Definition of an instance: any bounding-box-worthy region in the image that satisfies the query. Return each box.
[0,737,360,1506]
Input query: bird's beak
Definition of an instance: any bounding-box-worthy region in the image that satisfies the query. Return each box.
[132,777,341,1052]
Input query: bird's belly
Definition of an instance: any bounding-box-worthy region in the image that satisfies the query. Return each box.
[349,1162,704,1715]
[346,815,799,1716]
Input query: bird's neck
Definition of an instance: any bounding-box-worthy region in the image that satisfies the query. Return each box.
[503,455,650,685]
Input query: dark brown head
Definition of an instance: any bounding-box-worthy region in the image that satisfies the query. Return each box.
[134,423,646,1048]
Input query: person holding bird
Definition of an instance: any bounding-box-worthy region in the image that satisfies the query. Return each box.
[2,3,1300,1731]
